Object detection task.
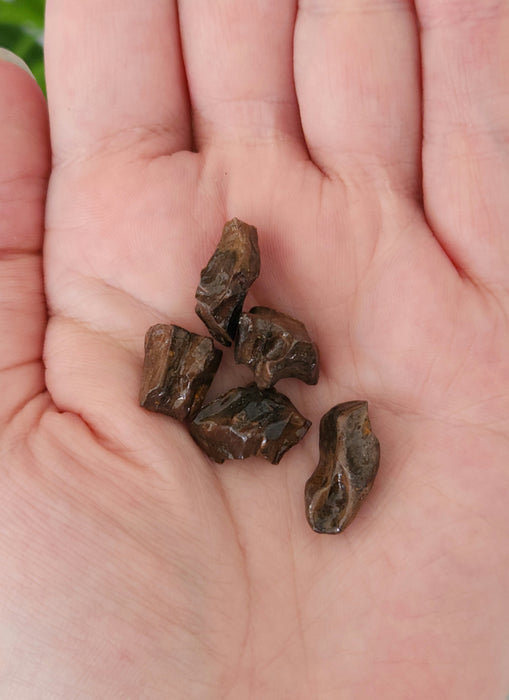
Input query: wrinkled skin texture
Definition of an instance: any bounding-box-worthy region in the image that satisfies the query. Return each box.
[1,1,509,698]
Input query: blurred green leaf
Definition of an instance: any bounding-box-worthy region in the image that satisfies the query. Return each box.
[0,0,45,93]
[0,0,45,30]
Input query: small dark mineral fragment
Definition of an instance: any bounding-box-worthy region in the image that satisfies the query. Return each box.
[195,218,260,346]
[305,401,380,534]
[189,383,311,464]
[140,324,222,421]
[235,306,319,389]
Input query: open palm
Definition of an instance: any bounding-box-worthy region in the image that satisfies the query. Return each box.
[1,1,509,698]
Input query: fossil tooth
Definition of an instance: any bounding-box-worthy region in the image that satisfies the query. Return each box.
[305,401,380,534]
[195,218,260,346]
[140,324,222,421]
[189,383,311,464]
[235,306,319,389]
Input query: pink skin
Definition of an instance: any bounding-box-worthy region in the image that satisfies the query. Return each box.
[1,1,509,697]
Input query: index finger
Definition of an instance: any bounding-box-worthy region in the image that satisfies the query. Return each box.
[45,0,191,164]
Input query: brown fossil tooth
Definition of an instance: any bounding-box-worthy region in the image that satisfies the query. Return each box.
[189,383,311,464]
[195,218,260,346]
[235,306,319,389]
[305,401,380,534]
[140,324,222,422]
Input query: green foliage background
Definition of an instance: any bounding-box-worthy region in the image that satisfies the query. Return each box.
[0,0,45,92]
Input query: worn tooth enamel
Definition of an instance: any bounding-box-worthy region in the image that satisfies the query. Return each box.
[195,218,260,347]
[189,383,311,464]
[140,324,222,422]
[305,401,380,534]
[235,306,319,389]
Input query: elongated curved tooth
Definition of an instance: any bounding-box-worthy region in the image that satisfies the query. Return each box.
[305,401,380,534]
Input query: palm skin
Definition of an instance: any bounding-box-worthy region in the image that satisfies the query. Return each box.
[1,2,509,698]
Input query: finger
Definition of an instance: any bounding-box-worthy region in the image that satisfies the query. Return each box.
[0,53,49,423]
[294,0,421,193]
[178,0,304,150]
[416,0,509,288]
[44,0,191,163]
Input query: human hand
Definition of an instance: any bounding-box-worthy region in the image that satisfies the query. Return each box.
[1,1,508,697]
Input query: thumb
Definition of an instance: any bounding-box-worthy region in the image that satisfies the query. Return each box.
[0,50,49,425]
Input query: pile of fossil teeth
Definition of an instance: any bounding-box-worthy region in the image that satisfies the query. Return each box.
[140,218,380,534]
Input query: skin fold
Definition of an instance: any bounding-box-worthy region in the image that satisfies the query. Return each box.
[0,1,508,698]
